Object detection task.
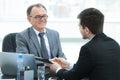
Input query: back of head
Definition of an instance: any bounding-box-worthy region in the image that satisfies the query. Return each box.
[77,8,104,34]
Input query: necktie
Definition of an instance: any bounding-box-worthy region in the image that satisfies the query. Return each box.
[39,33,49,59]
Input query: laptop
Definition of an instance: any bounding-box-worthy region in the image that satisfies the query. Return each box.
[0,52,37,78]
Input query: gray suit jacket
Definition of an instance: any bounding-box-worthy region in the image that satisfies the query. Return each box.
[16,27,66,59]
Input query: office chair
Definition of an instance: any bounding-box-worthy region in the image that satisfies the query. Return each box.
[2,33,17,52]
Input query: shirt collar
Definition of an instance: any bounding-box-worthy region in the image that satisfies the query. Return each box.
[90,35,95,40]
[33,27,46,35]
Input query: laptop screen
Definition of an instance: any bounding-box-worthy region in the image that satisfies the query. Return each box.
[0,52,37,77]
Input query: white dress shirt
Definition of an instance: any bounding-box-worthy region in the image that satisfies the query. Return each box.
[33,27,51,59]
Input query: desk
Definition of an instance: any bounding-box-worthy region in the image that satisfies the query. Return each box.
[0,69,36,80]
[0,67,58,80]
[0,72,57,80]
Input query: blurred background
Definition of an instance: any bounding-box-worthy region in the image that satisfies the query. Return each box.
[0,0,120,63]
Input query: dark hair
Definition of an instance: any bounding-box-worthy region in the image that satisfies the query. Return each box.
[27,3,47,16]
[77,8,104,34]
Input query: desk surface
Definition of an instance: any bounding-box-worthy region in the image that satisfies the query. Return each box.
[0,68,58,80]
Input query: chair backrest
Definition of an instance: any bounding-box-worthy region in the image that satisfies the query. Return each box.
[2,33,17,52]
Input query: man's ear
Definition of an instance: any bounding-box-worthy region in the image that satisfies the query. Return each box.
[85,27,90,33]
[27,16,31,22]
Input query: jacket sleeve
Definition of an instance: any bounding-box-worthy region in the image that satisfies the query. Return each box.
[57,45,93,80]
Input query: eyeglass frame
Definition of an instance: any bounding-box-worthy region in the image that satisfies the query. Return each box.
[29,14,48,19]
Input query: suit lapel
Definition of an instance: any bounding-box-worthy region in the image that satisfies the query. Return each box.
[46,29,53,57]
[29,28,42,56]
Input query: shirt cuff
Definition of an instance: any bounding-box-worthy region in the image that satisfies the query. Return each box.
[56,67,62,73]
[67,63,73,70]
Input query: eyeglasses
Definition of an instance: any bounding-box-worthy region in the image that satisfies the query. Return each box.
[29,15,48,19]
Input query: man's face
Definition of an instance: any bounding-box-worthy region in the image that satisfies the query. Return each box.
[28,7,48,32]
[79,25,88,39]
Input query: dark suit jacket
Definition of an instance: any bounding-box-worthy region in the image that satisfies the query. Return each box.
[16,27,66,59]
[57,33,120,80]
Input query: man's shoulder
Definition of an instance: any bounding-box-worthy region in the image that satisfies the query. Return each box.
[46,28,59,34]
[17,27,33,38]
[18,27,34,36]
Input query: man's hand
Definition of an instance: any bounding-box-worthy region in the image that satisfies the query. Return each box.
[46,61,62,73]
[51,58,70,69]
[45,58,70,73]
